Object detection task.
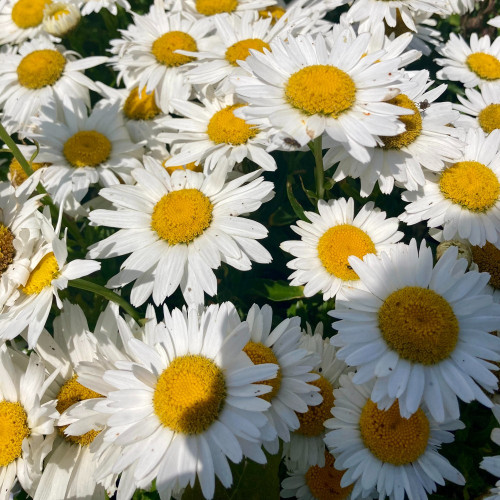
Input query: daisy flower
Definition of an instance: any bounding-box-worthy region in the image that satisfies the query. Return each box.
[233,30,411,163]
[29,96,143,213]
[324,70,463,195]
[470,242,500,301]
[78,0,131,15]
[280,198,403,300]
[330,239,500,423]
[0,345,57,500]
[64,303,279,500]
[480,405,500,499]
[283,323,349,469]
[159,92,277,173]
[455,85,500,134]
[88,158,273,305]
[445,0,483,14]
[0,208,101,347]
[0,37,107,136]
[241,304,322,453]
[436,33,500,89]
[400,128,500,248]
[324,373,465,500]
[167,0,276,19]
[109,6,212,112]
[42,2,81,37]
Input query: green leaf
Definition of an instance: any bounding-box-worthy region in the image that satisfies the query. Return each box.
[250,279,304,302]
[286,180,307,221]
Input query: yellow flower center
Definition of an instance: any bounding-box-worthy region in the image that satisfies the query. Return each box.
[359,400,430,465]
[381,94,422,150]
[195,0,237,16]
[478,103,500,134]
[0,224,16,277]
[153,355,226,434]
[206,104,258,145]
[0,401,30,467]
[225,39,271,66]
[439,161,500,213]
[305,452,353,500]
[123,87,161,121]
[466,52,500,81]
[63,130,112,168]
[151,31,197,67]
[11,0,51,28]
[21,252,60,295]
[151,188,213,245]
[285,65,356,117]
[17,49,66,89]
[9,158,45,187]
[297,374,334,437]
[162,160,203,176]
[378,286,459,365]
[243,341,281,402]
[56,375,102,446]
[472,242,500,290]
[317,224,376,281]
[258,5,286,23]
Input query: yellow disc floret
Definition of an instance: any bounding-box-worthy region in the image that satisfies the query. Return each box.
[0,401,30,467]
[439,161,500,213]
[285,65,356,117]
[317,224,376,281]
[0,224,15,277]
[22,252,60,295]
[258,5,285,23]
[48,6,69,20]
[472,242,500,290]
[359,400,430,465]
[17,49,66,89]
[305,452,354,500]
[63,130,112,168]
[163,160,203,175]
[151,31,197,67]
[297,374,334,436]
[466,53,500,81]
[123,87,161,121]
[478,103,500,134]
[56,375,102,446]
[381,94,422,150]
[153,355,226,434]
[9,158,45,187]
[243,341,281,402]
[151,188,213,245]
[207,104,258,145]
[11,0,51,28]
[378,286,459,365]
[195,0,237,16]
[225,39,271,66]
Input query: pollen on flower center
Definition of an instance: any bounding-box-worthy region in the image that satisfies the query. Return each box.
[317,224,376,281]
[439,160,500,212]
[17,49,66,89]
[56,375,102,446]
[285,65,356,117]
[0,401,30,467]
[123,87,161,121]
[305,452,354,500]
[478,103,500,133]
[225,39,271,66]
[472,242,500,290]
[195,0,237,16]
[0,224,16,277]
[378,286,459,365]
[207,104,258,145]
[381,94,422,150]
[151,188,213,245]
[162,160,203,176]
[258,5,285,23]
[9,158,46,187]
[22,252,60,295]
[243,341,281,402]
[297,374,333,437]
[153,355,226,434]
[151,31,197,67]
[63,130,112,168]
[11,0,51,28]
[466,52,500,81]
[359,400,430,465]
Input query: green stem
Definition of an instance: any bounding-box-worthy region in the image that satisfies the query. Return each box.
[69,278,143,325]
[0,122,34,176]
[309,135,324,200]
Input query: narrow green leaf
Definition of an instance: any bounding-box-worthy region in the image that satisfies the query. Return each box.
[286,180,307,221]
[250,279,304,302]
